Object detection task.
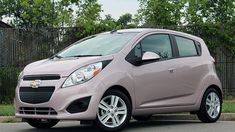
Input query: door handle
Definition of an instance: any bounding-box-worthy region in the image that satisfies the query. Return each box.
[168,68,176,73]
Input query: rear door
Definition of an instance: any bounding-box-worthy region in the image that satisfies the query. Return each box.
[170,35,204,105]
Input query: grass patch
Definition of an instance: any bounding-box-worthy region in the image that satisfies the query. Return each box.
[2,118,18,123]
[0,105,15,116]
[222,101,235,113]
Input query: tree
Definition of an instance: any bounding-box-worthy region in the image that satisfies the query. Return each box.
[117,13,133,26]
[99,14,120,30]
[137,0,186,26]
[185,0,204,25]
[1,0,53,27]
[73,0,102,38]
[104,14,116,22]
[0,0,101,28]
[205,0,234,24]
[75,0,101,25]
[137,0,235,26]
[186,0,235,25]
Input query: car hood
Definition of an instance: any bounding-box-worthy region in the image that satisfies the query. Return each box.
[23,56,113,76]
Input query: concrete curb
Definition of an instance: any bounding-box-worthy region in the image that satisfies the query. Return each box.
[0,116,21,123]
[0,113,234,123]
[151,113,235,121]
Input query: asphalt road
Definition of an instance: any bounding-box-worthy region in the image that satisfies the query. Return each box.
[0,120,234,132]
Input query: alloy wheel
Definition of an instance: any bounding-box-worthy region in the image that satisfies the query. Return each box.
[206,92,221,119]
[97,95,127,128]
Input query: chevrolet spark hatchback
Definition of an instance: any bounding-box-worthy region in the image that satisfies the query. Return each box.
[15,29,222,131]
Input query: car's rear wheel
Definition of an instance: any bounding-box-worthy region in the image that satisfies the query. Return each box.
[197,88,222,123]
[26,119,59,129]
[133,115,152,121]
[95,90,131,131]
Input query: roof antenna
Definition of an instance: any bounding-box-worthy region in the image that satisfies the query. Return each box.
[110,29,117,33]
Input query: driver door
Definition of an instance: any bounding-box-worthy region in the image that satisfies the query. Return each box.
[128,34,183,109]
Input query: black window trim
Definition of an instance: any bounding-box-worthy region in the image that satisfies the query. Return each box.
[172,34,202,58]
[195,41,202,56]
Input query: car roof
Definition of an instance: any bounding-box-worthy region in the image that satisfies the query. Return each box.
[104,28,203,42]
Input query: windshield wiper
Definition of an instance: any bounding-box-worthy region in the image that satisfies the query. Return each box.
[68,54,102,57]
[50,54,62,59]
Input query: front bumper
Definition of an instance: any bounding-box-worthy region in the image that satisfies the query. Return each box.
[15,77,105,120]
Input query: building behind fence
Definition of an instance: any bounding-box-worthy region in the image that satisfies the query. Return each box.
[0,26,234,103]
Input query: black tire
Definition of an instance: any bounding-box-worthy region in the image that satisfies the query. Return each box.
[26,119,59,129]
[197,88,222,123]
[133,115,152,121]
[95,89,132,132]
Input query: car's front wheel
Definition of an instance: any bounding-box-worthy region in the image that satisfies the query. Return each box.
[26,119,59,129]
[197,88,222,123]
[95,90,132,131]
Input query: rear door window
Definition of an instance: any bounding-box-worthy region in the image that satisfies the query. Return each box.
[175,36,198,57]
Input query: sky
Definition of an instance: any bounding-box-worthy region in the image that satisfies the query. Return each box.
[2,0,140,23]
[98,0,139,20]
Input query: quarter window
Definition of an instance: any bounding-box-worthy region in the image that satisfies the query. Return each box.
[175,36,198,57]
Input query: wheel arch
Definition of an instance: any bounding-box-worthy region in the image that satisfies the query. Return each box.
[105,85,133,110]
[195,74,222,111]
[196,84,223,123]
[207,84,223,99]
[105,85,133,105]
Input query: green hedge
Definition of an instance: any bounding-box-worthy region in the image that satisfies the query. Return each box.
[0,67,21,104]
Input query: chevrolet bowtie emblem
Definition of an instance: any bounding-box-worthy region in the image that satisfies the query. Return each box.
[30,80,41,88]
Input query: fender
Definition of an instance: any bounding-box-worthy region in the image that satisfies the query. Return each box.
[97,70,135,112]
[195,74,222,110]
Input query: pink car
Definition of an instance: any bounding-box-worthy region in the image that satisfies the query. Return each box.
[15,29,222,131]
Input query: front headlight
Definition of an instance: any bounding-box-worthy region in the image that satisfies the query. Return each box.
[62,62,103,88]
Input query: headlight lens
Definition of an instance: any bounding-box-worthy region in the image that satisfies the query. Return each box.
[62,62,103,88]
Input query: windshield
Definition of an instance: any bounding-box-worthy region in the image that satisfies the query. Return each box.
[57,32,138,58]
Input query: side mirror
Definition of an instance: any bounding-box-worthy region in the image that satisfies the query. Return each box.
[142,52,161,61]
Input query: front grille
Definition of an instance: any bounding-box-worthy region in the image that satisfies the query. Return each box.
[19,107,57,115]
[23,75,60,81]
[19,87,55,104]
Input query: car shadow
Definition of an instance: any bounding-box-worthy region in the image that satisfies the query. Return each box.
[19,120,202,132]
[18,124,97,132]
[125,120,201,130]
